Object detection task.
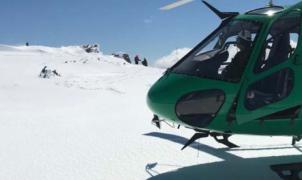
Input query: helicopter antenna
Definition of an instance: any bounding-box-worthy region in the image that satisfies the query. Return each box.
[160,0,239,20]
[202,1,239,20]
[267,0,274,7]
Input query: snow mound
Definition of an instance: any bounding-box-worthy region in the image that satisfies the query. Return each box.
[0,44,162,93]
[0,44,85,54]
[154,48,191,69]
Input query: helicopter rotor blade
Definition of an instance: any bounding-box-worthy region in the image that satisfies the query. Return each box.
[160,0,194,11]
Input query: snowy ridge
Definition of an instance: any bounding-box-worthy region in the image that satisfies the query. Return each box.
[0,44,162,93]
[0,44,86,54]
[0,44,126,65]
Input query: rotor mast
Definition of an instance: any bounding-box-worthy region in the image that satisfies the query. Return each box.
[267,0,274,7]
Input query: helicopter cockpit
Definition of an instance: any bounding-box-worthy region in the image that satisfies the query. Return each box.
[172,20,262,82]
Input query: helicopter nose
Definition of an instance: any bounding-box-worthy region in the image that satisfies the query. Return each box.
[147,74,226,128]
[147,76,177,120]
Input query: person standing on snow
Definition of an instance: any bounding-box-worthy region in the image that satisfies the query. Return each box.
[134,55,141,65]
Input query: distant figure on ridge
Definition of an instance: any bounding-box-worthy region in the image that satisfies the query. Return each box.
[122,54,131,64]
[142,58,148,67]
[26,42,29,46]
[134,55,141,65]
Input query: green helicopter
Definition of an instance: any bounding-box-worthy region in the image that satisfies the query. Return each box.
[147,0,302,177]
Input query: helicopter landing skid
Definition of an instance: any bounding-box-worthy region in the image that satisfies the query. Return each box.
[210,132,239,149]
[182,131,239,150]
[292,136,302,146]
[271,162,302,180]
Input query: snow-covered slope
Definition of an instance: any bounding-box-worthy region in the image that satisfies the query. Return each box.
[0,45,301,180]
[154,48,191,69]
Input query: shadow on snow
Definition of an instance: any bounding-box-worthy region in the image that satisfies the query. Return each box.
[144,132,302,180]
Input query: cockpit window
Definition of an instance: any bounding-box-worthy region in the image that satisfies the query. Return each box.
[254,11,301,73]
[172,20,262,83]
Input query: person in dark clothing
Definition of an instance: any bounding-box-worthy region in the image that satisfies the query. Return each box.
[41,66,47,73]
[223,30,252,81]
[39,66,61,78]
[122,54,131,64]
[39,66,48,78]
[134,55,141,65]
[26,42,29,46]
[142,58,148,67]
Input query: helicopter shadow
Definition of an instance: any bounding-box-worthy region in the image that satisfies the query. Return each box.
[144,132,302,180]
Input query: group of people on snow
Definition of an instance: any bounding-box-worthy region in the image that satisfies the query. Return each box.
[113,53,149,66]
[39,66,61,79]
[134,55,148,66]
[82,44,100,53]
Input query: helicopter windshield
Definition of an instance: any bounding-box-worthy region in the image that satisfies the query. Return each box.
[172,20,262,82]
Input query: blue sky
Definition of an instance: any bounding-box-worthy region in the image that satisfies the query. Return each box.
[0,0,299,62]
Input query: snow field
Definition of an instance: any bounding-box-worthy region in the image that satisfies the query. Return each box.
[0,45,301,180]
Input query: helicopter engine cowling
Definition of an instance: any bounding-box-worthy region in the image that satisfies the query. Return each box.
[146,72,234,130]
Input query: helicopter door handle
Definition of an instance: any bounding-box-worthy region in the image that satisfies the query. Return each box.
[293,54,301,65]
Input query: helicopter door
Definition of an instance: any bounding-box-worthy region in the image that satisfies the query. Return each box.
[236,10,302,124]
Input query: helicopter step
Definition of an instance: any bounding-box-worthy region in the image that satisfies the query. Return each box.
[271,162,302,180]
[210,132,239,148]
[151,115,181,129]
[182,130,239,150]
